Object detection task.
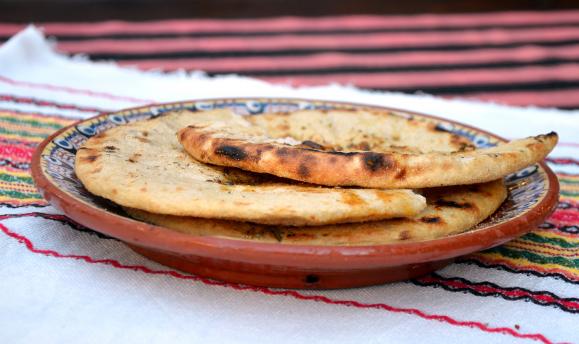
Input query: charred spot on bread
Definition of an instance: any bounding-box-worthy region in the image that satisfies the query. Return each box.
[363,152,392,172]
[458,142,476,152]
[536,131,557,142]
[81,154,99,163]
[301,140,325,150]
[395,168,407,180]
[467,186,480,193]
[127,153,142,163]
[398,231,411,240]
[349,141,371,151]
[435,199,473,209]
[298,163,310,178]
[420,216,441,223]
[264,227,284,242]
[320,150,357,156]
[215,145,248,161]
[274,146,300,159]
[261,144,274,152]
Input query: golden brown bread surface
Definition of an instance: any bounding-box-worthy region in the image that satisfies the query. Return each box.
[125,179,507,245]
[179,109,557,188]
[247,109,474,153]
[74,110,426,226]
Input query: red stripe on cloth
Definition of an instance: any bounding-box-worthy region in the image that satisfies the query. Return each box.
[3,11,579,36]
[0,213,82,222]
[118,44,579,73]
[0,221,555,344]
[0,143,33,161]
[55,27,579,54]
[0,107,82,121]
[461,89,579,108]
[558,142,579,148]
[0,137,37,149]
[261,64,579,88]
[481,257,579,284]
[415,274,579,313]
[550,209,579,226]
[0,75,153,104]
[0,94,109,113]
[459,258,579,286]
[547,157,579,166]
[558,173,579,180]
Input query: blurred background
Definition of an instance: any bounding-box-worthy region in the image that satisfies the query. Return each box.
[1,0,579,109]
[1,0,579,20]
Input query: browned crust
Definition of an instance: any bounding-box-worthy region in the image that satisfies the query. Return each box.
[178,127,558,189]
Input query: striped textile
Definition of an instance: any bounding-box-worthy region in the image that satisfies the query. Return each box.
[2,10,579,109]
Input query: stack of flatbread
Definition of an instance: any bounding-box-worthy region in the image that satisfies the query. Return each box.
[75,108,557,245]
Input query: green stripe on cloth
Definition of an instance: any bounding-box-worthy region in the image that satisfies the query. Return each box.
[0,189,42,200]
[561,190,579,197]
[559,178,579,185]
[486,246,579,269]
[0,127,50,139]
[522,232,579,248]
[0,173,34,184]
[0,115,64,130]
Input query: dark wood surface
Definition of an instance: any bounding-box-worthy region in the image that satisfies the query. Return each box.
[1,0,579,22]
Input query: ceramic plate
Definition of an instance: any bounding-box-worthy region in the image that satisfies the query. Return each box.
[32,98,559,289]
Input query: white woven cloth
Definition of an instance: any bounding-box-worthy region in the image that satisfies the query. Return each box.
[0,27,577,344]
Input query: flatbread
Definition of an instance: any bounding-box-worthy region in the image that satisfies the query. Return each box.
[75,110,426,226]
[125,179,507,246]
[178,109,557,189]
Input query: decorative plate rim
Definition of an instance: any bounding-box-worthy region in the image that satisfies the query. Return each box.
[31,97,560,270]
